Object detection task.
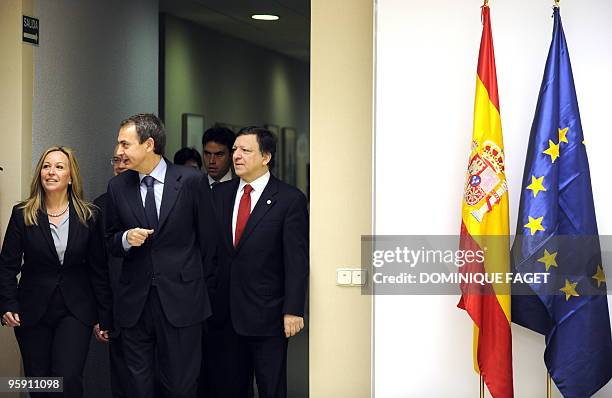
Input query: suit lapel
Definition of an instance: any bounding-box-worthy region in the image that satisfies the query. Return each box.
[235,176,279,253]
[123,170,147,227]
[222,179,240,253]
[62,201,78,266]
[38,211,61,264]
[157,163,182,232]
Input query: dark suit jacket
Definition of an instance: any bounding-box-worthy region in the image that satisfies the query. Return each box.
[208,174,309,337]
[0,202,112,330]
[93,192,124,336]
[105,163,214,328]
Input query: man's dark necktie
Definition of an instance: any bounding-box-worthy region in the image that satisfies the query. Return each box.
[143,175,158,230]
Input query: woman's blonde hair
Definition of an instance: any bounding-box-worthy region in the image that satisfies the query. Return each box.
[19,146,95,226]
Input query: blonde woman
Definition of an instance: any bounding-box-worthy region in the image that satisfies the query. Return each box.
[0,146,112,398]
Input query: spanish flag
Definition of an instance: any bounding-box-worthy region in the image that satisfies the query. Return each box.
[458,4,513,398]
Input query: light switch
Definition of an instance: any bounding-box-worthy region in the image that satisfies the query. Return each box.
[352,270,365,286]
[336,269,352,285]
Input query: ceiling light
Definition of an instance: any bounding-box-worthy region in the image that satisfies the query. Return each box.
[251,14,279,21]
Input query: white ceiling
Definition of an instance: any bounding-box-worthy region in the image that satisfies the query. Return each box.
[160,0,310,61]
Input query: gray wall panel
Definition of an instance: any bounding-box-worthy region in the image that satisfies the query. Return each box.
[33,0,159,200]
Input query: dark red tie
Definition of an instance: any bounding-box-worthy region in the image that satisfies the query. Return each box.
[234,184,253,247]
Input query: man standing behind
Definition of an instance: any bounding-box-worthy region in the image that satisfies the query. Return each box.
[202,127,235,188]
[207,127,309,398]
[93,146,129,397]
[105,113,213,398]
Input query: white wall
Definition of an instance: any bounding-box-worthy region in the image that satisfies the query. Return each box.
[374,0,612,397]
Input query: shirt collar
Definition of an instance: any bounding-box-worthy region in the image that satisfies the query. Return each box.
[238,171,270,194]
[220,170,233,183]
[208,170,233,187]
[139,157,167,184]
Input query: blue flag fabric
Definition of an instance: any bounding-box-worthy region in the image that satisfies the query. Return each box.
[511,7,612,398]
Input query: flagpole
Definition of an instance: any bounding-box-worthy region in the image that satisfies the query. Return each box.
[480,375,484,398]
[547,372,552,398]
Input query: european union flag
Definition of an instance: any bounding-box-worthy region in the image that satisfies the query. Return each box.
[511,7,612,397]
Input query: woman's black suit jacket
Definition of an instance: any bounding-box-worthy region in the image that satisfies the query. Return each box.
[0,203,113,330]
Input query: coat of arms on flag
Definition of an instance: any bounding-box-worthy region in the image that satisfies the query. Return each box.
[464,140,508,222]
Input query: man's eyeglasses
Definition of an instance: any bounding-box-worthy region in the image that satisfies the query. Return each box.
[110,157,127,165]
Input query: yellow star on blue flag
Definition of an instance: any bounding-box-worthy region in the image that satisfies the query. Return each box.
[558,127,569,143]
[526,175,547,198]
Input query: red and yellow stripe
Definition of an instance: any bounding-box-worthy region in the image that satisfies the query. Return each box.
[458,6,513,398]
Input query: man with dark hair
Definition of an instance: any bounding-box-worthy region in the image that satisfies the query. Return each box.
[105,113,214,398]
[202,127,235,188]
[206,126,309,398]
[93,145,130,397]
[173,147,202,170]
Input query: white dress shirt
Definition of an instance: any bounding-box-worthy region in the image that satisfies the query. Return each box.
[232,171,270,243]
[122,157,167,250]
[137,157,166,215]
[207,170,233,188]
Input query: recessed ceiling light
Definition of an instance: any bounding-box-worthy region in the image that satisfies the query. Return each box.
[251,14,279,21]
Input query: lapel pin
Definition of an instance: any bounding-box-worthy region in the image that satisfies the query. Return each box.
[266,199,272,205]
